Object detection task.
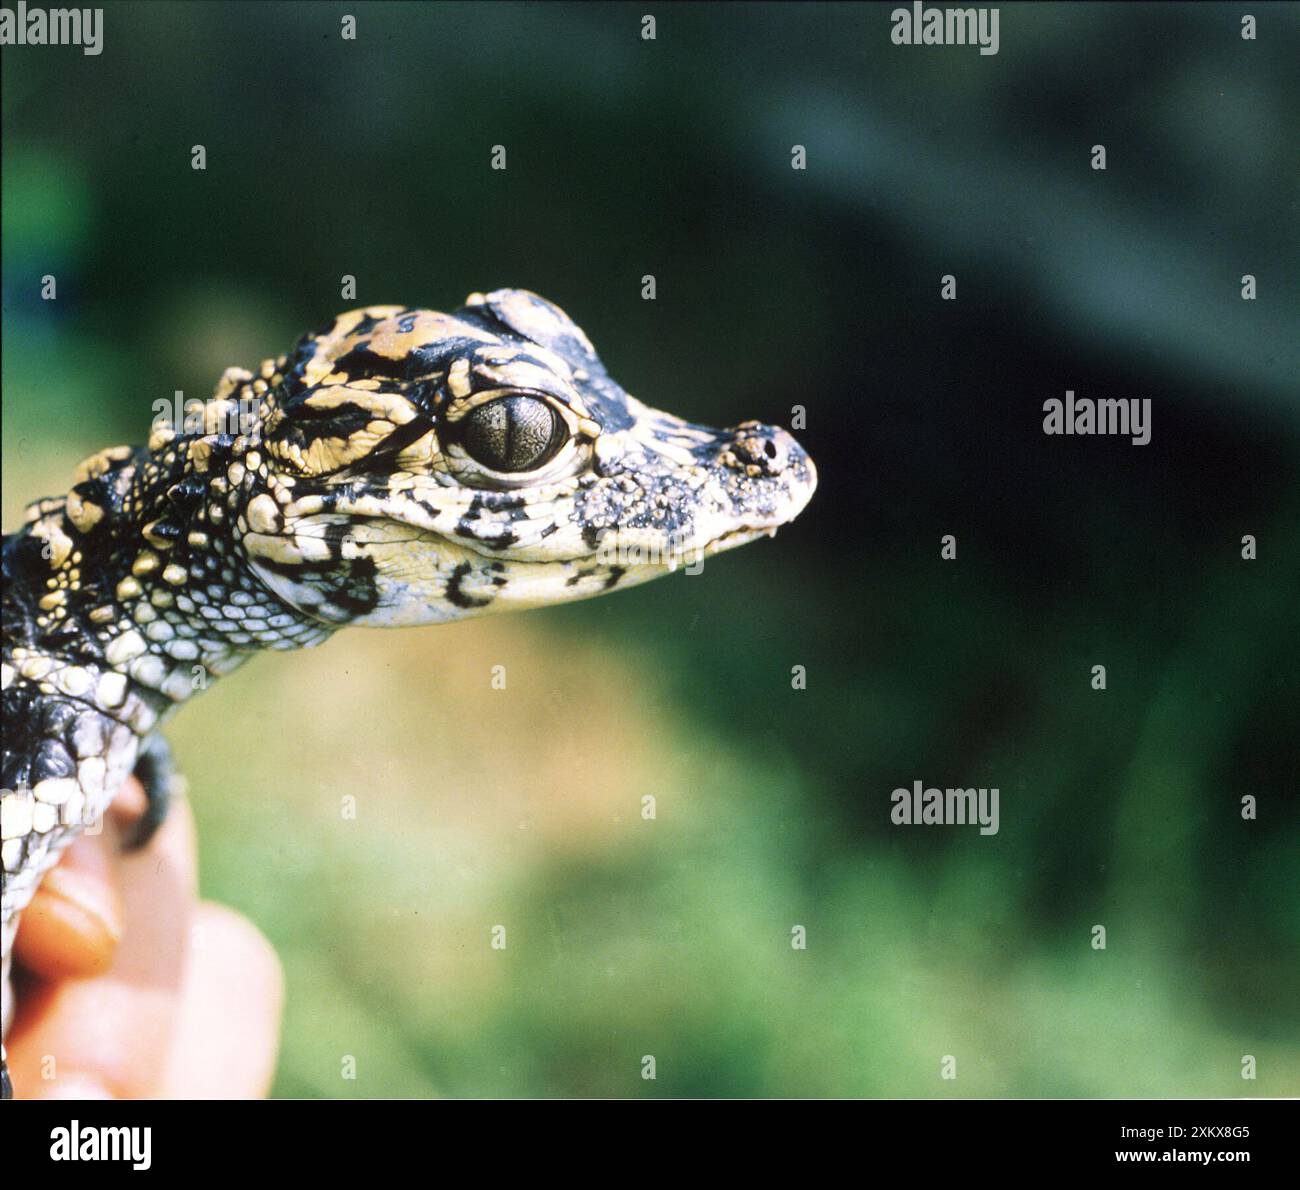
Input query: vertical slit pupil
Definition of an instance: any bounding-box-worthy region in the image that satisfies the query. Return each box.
[464,396,562,471]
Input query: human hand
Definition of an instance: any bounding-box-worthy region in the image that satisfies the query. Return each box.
[6,779,282,1098]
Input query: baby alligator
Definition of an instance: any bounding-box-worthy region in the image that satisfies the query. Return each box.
[0,288,816,1097]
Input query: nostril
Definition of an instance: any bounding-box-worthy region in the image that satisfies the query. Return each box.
[724,426,791,476]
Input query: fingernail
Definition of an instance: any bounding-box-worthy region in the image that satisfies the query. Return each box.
[22,867,124,977]
[42,867,123,944]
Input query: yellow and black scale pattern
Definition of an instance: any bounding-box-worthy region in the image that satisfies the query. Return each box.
[0,288,816,1097]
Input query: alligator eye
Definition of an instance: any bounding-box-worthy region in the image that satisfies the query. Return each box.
[459,396,567,472]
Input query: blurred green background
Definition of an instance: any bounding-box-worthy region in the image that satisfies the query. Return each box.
[3,2,1298,1097]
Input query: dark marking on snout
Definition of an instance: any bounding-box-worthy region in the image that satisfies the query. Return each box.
[452,518,518,549]
[446,561,494,608]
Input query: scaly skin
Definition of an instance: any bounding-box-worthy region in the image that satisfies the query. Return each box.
[0,288,816,1097]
